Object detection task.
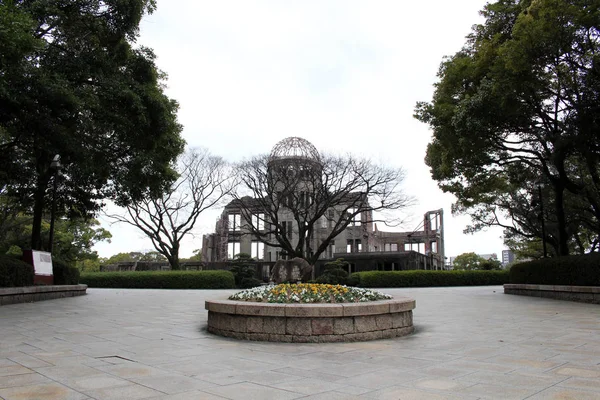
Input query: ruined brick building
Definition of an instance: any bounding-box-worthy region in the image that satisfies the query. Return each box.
[202,137,446,273]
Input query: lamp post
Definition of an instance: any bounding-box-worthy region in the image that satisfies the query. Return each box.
[48,154,62,253]
[537,184,548,258]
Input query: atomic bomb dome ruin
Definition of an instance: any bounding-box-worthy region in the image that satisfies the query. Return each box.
[203,137,446,277]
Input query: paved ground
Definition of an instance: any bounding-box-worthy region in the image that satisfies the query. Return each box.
[0,286,599,400]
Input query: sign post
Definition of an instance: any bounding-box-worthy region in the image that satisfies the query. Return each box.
[22,250,54,285]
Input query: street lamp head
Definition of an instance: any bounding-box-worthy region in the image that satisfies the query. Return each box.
[50,154,62,171]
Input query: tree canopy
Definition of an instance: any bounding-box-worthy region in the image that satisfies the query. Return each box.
[415,0,600,256]
[452,252,501,270]
[107,149,232,269]
[0,0,184,251]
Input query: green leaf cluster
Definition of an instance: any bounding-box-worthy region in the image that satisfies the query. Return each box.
[316,258,349,285]
[349,270,509,288]
[452,252,502,270]
[0,255,34,287]
[80,270,235,289]
[0,0,184,250]
[509,252,600,286]
[415,0,600,256]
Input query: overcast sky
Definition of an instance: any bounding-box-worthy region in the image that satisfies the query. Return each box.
[94,0,506,260]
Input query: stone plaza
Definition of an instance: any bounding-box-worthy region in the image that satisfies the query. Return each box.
[1,286,599,400]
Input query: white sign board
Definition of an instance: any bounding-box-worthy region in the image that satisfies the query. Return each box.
[32,250,53,276]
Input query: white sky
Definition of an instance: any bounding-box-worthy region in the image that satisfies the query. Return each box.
[93,0,506,260]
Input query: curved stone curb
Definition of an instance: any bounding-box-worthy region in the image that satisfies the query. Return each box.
[0,284,87,306]
[205,297,415,342]
[504,284,600,304]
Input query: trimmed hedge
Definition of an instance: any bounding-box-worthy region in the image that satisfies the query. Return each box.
[0,255,34,287]
[509,253,600,286]
[80,270,235,289]
[53,259,80,285]
[348,270,509,288]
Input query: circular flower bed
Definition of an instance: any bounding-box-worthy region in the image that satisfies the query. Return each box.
[228,283,392,303]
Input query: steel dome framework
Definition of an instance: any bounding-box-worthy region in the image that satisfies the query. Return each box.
[268,137,321,164]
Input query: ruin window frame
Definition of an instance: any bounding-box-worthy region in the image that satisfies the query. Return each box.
[228,214,241,232]
[251,241,265,260]
[252,213,265,231]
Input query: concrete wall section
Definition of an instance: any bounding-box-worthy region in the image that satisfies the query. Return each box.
[0,285,87,306]
[504,284,600,304]
[205,298,416,342]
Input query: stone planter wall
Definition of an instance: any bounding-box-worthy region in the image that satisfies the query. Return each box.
[504,284,600,304]
[0,284,87,306]
[205,298,415,343]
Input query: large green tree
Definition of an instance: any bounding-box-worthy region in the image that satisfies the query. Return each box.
[0,211,112,266]
[0,0,184,251]
[415,0,600,256]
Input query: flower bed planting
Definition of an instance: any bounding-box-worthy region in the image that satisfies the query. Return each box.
[207,284,415,343]
[228,283,392,303]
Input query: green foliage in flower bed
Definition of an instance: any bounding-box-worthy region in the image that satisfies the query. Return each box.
[348,270,509,288]
[0,255,34,287]
[316,258,349,285]
[509,253,600,286]
[80,270,235,289]
[53,259,80,285]
[229,283,392,303]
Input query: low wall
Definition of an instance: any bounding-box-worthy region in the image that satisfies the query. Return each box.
[205,298,415,343]
[504,284,600,304]
[0,285,87,306]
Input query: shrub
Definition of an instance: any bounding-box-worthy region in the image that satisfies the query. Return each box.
[53,259,80,285]
[509,253,600,286]
[229,253,258,288]
[348,270,509,288]
[316,258,349,285]
[239,277,263,289]
[79,270,235,289]
[0,255,34,287]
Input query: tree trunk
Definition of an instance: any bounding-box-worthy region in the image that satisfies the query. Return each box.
[169,243,180,270]
[554,184,570,256]
[31,175,49,251]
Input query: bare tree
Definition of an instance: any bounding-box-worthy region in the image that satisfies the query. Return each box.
[231,153,411,265]
[108,148,232,269]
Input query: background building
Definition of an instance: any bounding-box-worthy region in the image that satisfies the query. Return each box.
[202,137,447,274]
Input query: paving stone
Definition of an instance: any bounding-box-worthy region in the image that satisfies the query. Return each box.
[354,315,377,333]
[1,286,599,400]
[526,386,600,399]
[455,382,539,400]
[61,374,132,391]
[311,318,333,335]
[246,316,264,333]
[285,318,311,335]
[149,391,230,399]
[332,317,354,334]
[554,366,600,378]
[129,374,216,394]
[262,317,286,334]
[0,365,32,377]
[0,382,90,400]
[82,382,165,399]
[361,386,473,400]
[272,377,347,395]
[204,382,303,400]
[0,372,52,389]
[557,377,600,392]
